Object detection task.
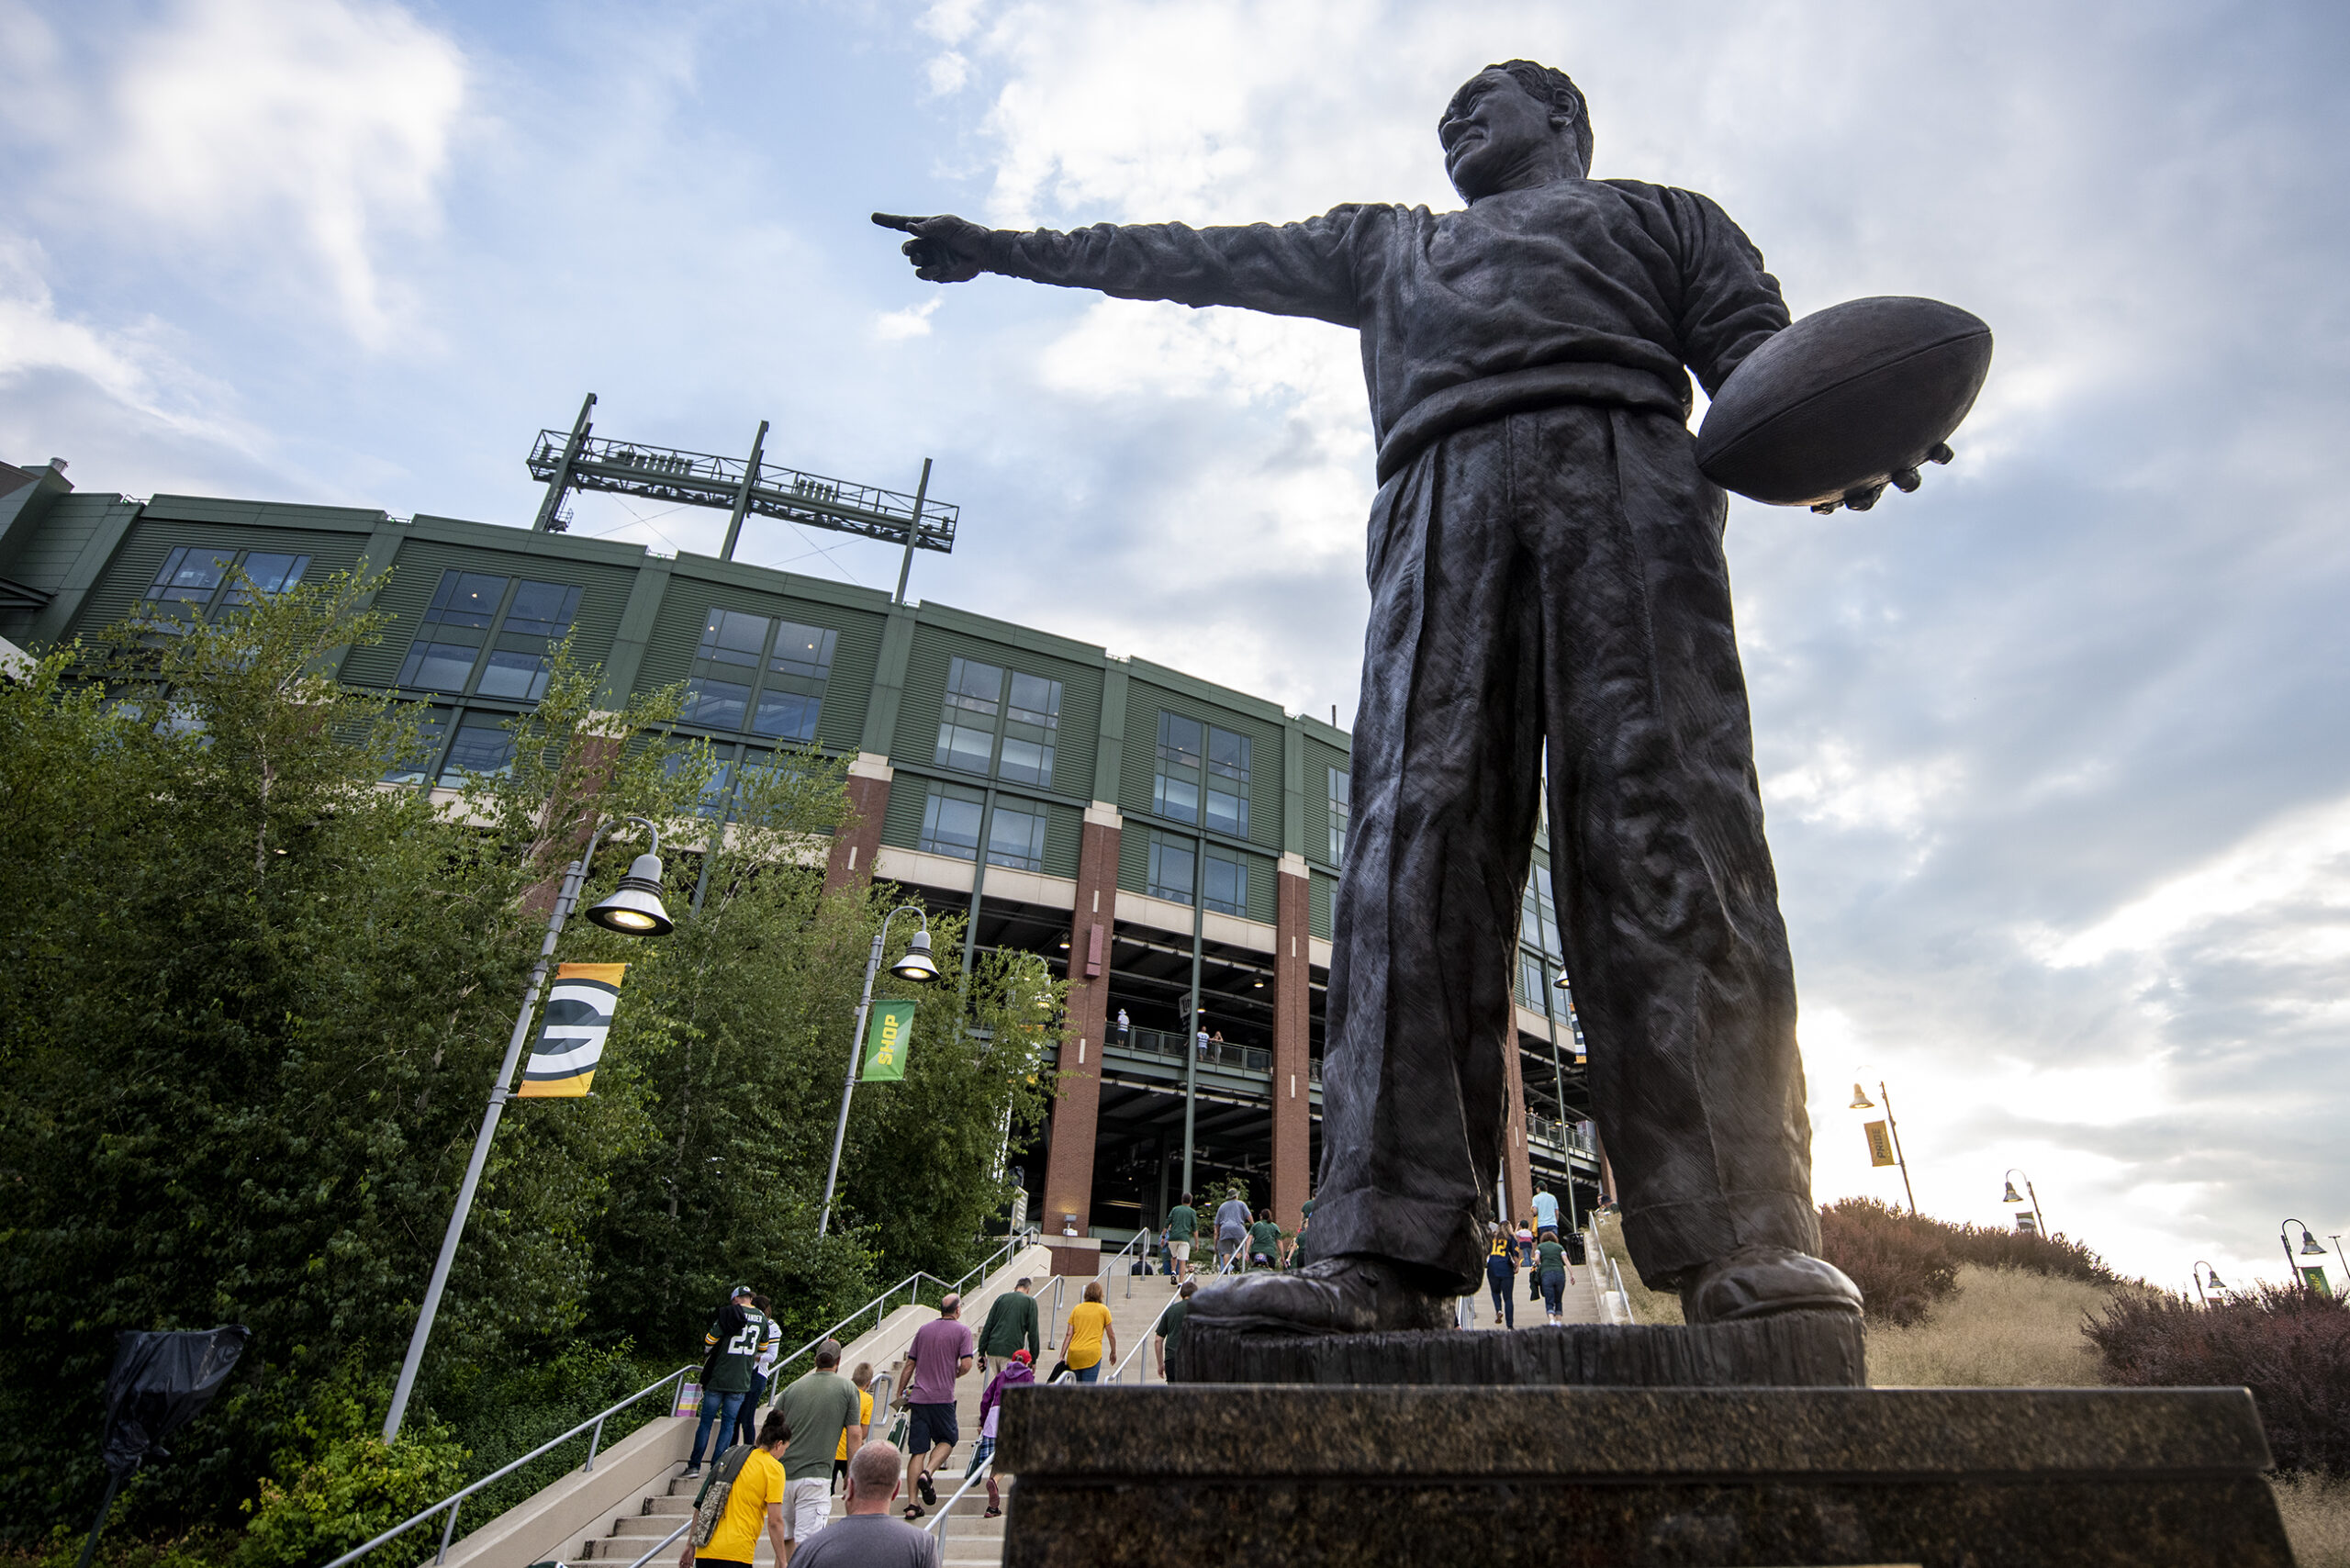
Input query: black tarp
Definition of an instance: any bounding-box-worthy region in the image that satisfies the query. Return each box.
[98,1326,251,1480]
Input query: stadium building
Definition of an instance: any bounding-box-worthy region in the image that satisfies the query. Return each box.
[0,434,1606,1249]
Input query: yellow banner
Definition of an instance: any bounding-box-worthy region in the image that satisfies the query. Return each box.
[516,963,627,1099]
[1863,1119,1897,1168]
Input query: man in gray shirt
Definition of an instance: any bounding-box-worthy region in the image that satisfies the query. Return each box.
[791,1440,941,1567]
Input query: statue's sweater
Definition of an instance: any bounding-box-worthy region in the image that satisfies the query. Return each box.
[978,178,1790,482]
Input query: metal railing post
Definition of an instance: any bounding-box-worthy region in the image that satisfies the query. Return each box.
[584,1415,607,1473]
[434,1497,463,1565]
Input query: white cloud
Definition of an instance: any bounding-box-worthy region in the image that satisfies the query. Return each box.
[875,296,946,340]
[85,0,467,347]
[0,234,254,454]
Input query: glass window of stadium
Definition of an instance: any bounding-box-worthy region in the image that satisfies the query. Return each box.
[935,657,1060,788]
[682,608,836,742]
[143,545,311,631]
[398,571,583,703]
[1154,711,1248,834]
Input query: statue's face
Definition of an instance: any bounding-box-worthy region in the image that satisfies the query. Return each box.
[1440,68,1573,202]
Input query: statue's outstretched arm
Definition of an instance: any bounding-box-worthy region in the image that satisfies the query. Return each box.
[873,209,1366,327]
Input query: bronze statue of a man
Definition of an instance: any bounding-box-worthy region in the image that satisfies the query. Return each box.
[879,60,1863,1332]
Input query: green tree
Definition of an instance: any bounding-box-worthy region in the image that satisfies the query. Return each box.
[0,566,1069,1558]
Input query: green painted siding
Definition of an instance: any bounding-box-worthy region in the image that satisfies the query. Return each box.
[339,536,639,691]
[881,772,929,851]
[1303,736,1349,870]
[68,517,370,645]
[1247,851,1276,924]
[1118,823,1148,895]
[1311,871,1335,940]
[1043,801,1082,879]
[6,493,110,596]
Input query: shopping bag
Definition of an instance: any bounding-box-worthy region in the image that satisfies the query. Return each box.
[671,1381,703,1419]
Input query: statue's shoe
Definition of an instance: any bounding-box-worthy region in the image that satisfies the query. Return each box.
[1186,1254,1453,1335]
[1679,1245,1864,1325]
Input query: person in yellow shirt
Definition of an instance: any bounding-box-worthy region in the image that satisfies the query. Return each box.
[832,1362,876,1492]
[1062,1280,1118,1383]
[678,1407,788,1568]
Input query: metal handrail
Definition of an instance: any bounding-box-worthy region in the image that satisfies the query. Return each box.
[623,1518,690,1568]
[1099,1226,1153,1298]
[776,1228,1041,1384]
[322,1363,695,1568]
[1109,1285,1186,1383]
[927,1368,1075,1550]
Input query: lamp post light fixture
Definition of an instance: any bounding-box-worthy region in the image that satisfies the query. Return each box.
[2191,1260,2227,1307]
[816,906,940,1238]
[1846,1073,1918,1215]
[383,816,672,1442]
[2280,1217,2329,1289]
[2002,1168,2046,1237]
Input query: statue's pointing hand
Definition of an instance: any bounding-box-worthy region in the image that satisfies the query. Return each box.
[872,212,988,284]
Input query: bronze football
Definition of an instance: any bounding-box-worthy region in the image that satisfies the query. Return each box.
[1695,296,1992,510]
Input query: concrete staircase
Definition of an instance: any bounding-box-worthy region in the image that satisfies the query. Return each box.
[575,1267,1182,1568]
[1459,1255,1605,1329]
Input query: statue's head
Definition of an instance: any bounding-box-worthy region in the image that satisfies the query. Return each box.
[1440,61,1591,202]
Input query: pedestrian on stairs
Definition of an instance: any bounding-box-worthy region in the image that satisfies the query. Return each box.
[1061,1280,1117,1383]
[1537,1227,1569,1326]
[892,1293,974,1521]
[974,1347,1033,1518]
[1214,1192,1250,1272]
[688,1285,772,1477]
[1154,1279,1196,1380]
[834,1363,876,1493]
[975,1277,1041,1372]
[1164,1193,1200,1282]
[677,1406,789,1568]
[733,1294,783,1448]
[1485,1225,1517,1328]
[777,1338,866,1556]
[1247,1209,1281,1270]
[790,1440,942,1568]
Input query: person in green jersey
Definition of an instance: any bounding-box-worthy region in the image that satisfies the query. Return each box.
[774,1338,866,1558]
[1536,1228,1570,1325]
[1248,1209,1283,1270]
[1164,1193,1200,1282]
[975,1277,1041,1372]
[689,1285,771,1476]
[1155,1278,1197,1380]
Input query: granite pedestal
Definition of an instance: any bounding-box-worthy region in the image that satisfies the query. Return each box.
[994,1383,2294,1566]
[1170,1313,1868,1387]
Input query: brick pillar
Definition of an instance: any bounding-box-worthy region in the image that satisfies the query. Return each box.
[1040,804,1121,1238]
[824,755,892,893]
[1271,855,1314,1232]
[1502,1036,1535,1231]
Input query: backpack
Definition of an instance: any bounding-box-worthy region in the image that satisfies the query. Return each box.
[690,1443,755,1546]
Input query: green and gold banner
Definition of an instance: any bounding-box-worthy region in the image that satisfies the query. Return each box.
[862,999,917,1081]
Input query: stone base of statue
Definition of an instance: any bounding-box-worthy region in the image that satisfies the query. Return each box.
[996,1347,2292,1566]
[1169,1312,1869,1387]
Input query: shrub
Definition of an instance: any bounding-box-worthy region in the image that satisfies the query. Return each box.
[232,1361,466,1568]
[1818,1199,1960,1325]
[2086,1282,2350,1477]
[1818,1197,2120,1324]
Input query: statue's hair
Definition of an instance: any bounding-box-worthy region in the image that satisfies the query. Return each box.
[1445,60,1593,174]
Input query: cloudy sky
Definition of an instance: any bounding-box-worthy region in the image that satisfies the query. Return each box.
[6,0,2348,1294]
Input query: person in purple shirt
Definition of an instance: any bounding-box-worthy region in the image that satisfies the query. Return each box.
[876,58,1867,1335]
[890,1294,973,1520]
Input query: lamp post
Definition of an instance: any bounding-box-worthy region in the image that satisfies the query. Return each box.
[2192,1260,2226,1307]
[2002,1169,2046,1236]
[2280,1217,2329,1289]
[384,816,674,1442]
[816,906,940,1237]
[1846,1075,1917,1215]
[2333,1234,2347,1283]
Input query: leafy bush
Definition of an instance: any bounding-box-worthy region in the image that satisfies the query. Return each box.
[2087,1282,2350,1477]
[1818,1198,2120,1324]
[234,1362,467,1568]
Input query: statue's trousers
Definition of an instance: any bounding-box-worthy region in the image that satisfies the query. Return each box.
[1312,402,1819,1292]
